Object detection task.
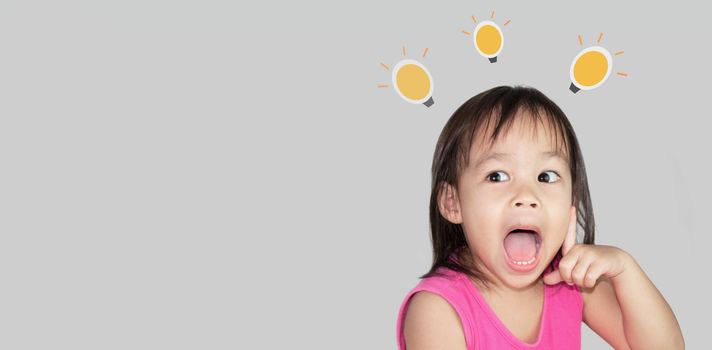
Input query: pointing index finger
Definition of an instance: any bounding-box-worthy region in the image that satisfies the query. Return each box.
[563,205,577,255]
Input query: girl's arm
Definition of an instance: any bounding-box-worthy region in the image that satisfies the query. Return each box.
[543,206,684,349]
[607,251,684,349]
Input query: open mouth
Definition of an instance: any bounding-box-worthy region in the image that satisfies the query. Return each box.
[503,227,542,268]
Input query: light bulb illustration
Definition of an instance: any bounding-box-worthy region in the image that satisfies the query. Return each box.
[569,33,628,93]
[377,46,435,107]
[462,12,511,63]
[391,59,434,106]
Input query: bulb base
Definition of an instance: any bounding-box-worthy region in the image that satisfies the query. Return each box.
[489,57,498,63]
[422,97,434,107]
[569,83,580,94]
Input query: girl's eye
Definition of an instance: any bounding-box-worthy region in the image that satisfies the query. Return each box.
[486,171,510,182]
[538,171,561,183]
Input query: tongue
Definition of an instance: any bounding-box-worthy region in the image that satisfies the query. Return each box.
[503,232,537,261]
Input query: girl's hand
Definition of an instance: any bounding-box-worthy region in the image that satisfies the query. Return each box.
[543,206,631,287]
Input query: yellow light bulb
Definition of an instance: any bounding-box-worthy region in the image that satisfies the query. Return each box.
[569,46,612,93]
[474,21,504,63]
[392,59,434,107]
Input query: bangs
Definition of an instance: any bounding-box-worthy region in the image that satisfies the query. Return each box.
[454,90,572,176]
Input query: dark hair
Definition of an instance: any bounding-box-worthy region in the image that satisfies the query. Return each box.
[421,85,595,289]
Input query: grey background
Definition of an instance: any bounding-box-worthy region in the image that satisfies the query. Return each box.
[0,0,709,349]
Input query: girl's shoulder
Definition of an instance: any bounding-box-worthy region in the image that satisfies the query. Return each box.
[397,267,476,350]
[400,290,469,350]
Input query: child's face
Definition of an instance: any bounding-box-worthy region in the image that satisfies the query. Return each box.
[445,113,572,290]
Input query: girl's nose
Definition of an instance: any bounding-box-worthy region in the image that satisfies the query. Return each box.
[515,201,538,208]
[512,183,541,209]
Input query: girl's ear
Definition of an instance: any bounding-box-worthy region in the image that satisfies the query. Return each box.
[438,181,463,224]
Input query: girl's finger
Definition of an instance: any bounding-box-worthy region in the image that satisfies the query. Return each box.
[543,206,580,286]
[571,256,592,286]
[583,261,605,288]
[543,269,563,285]
[562,205,577,255]
[557,248,580,285]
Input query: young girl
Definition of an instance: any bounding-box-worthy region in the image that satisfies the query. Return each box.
[396,86,684,349]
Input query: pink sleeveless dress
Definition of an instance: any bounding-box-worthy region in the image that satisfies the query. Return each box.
[396,266,583,349]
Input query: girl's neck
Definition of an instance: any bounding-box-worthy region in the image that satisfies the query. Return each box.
[475,276,544,301]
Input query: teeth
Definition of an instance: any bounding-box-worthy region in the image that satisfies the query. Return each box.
[513,256,536,265]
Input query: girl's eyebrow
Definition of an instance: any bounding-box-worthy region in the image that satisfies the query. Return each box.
[473,152,511,169]
[474,150,568,169]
